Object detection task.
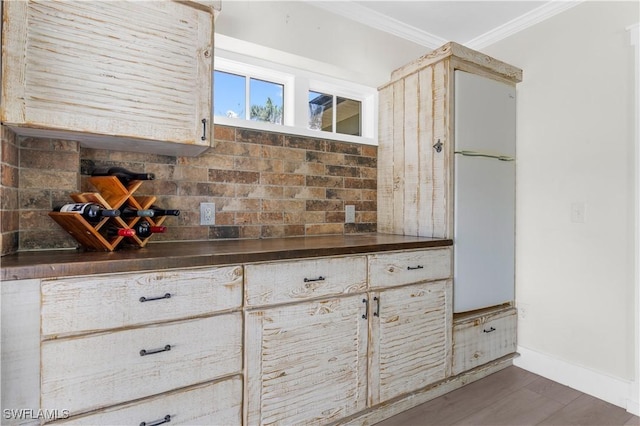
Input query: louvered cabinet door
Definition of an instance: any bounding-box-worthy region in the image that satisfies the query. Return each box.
[369,279,452,405]
[245,294,368,426]
[1,1,213,155]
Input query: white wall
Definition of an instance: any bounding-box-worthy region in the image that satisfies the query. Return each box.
[482,0,638,409]
[214,1,429,87]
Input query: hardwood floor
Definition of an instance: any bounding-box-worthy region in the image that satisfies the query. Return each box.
[375,366,640,426]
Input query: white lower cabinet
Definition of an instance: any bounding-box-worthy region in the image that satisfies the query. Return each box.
[452,307,517,375]
[2,243,518,426]
[38,265,244,424]
[245,294,369,425]
[245,248,453,425]
[56,377,242,425]
[41,314,242,415]
[369,279,451,405]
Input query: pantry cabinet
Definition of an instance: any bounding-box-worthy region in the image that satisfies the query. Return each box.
[1,1,216,156]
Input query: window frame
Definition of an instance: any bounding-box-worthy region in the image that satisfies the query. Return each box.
[213,56,377,146]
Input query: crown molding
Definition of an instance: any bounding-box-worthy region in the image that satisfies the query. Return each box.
[464,0,585,50]
[307,0,584,51]
[306,0,447,49]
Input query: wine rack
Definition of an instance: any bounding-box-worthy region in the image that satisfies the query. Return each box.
[49,176,167,251]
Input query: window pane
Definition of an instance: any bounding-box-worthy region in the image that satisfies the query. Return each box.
[308,91,333,132]
[214,71,245,119]
[336,97,361,136]
[250,78,283,124]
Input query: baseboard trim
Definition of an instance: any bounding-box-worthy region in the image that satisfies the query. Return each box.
[514,346,637,415]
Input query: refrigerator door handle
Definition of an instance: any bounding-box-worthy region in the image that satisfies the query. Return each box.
[455,150,515,161]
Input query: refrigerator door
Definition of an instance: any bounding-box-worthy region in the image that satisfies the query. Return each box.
[454,154,515,312]
[453,70,516,313]
[454,71,516,156]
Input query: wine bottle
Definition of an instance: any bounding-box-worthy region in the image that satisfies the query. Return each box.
[149,205,180,217]
[134,221,167,239]
[120,207,155,218]
[103,226,136,238]
[53,203,120,223]
[91,167,155,185]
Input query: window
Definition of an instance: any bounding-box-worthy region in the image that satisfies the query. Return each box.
[214,71,284,124]
[213,56,376,145]
[308,92,362,136]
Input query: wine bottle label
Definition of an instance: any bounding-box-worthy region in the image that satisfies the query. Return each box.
[58,203,90,214]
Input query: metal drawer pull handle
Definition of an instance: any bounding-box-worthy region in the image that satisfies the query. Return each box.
[139,293,171,303]
[362,298,368,319]
[201,118,207,141]
[304,276,325,283]
[407,265,424,270]
[373,296,380,317]
[140,345,171,356]
[140,414,171,426]
[483,327,496,333]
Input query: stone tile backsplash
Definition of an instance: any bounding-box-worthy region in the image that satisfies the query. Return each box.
[0,124,377,254]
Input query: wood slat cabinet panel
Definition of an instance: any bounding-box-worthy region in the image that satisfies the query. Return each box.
[245,294,368,426]
[41,266,243,338]
[377,61,450,238]
[369,279,452,405]
[452,307,517,375]
[368,248,452,288]
[1,279,41,426]
[1,1,214,156]
[41,313,242,416]
[244,256,367,307]
[57,377,242,426]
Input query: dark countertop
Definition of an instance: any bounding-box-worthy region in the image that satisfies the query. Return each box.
[1,234,452,281]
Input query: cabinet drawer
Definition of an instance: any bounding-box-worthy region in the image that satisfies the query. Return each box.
[452,308,517,375]
[41,266,242,337]
[57,377,242,425]
[245,256,367,307]
[368,248,452,288]
[41,313,242,416]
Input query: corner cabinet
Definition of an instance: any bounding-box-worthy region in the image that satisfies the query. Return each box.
[1,1,216,157]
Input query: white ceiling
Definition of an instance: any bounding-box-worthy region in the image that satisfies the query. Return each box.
[307,0,583,50]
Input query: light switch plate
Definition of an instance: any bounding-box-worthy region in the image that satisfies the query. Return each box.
[200,202,215,225]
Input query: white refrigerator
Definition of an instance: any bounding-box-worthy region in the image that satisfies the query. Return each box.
[453,70,516,313]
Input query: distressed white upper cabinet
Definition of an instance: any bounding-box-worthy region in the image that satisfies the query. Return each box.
[1,1,215,156]
[377,42,522,238]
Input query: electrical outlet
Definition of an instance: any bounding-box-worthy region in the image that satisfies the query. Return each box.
[345,205,355,223]
[200,202,215,225]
